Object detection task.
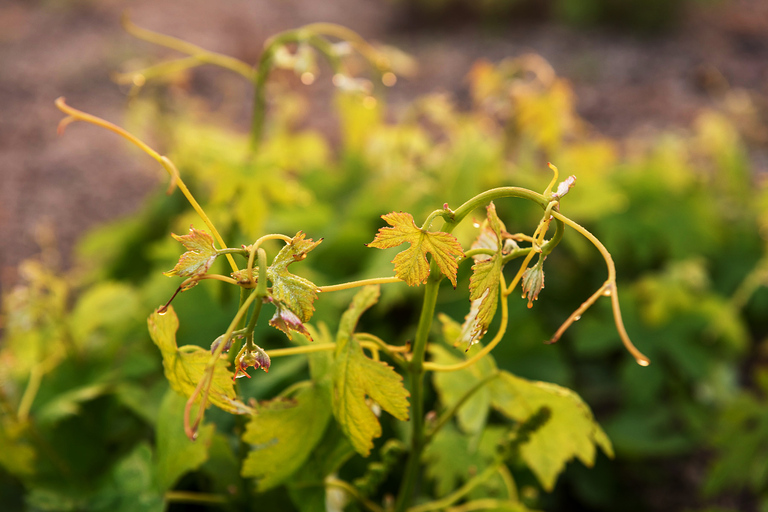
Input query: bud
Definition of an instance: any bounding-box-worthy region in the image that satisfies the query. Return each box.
[521,263,545,309]
[233,344,271,380]
[210,333,238,355]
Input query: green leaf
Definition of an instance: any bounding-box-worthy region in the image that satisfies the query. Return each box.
[35,383,110,427]
[332,286,410,455]
[267,232,322,332]
[147,306,249,414]
[423,423,509,498]
[155,388,215,491]
[431,315,497,435]
[69,282,141,342]
[88,443,164,512]
[0,416,35,477]
[490,371,613,491]
[241,383,332,491]
[367,211,464,287]
[164,226,218,278]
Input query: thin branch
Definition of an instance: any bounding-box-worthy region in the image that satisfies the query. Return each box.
[121,14,254,79]
[325,477,384,512]
[318,276,402,293]
[165,491,228,505]
[54,98,239,273]
[550,211,650,366]
[425,371,501,443]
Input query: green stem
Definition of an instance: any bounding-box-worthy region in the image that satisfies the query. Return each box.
[425,371,501,444]
[407,459,504,512]
[217,247,250,256]
[164,491,228,505]
[17,365,43,422]
[449,187,549,226]
[318,276,401,293]
[325,477,384,512]
[355,333,409,370]
[121,14,254,80]
[394,267,441,512]
[249,29,344,153]
[244,248,270,344]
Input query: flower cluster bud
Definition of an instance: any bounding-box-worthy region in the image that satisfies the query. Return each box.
[233,344,271,380]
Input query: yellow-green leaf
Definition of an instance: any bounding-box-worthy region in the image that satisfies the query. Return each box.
[267,232,322,324]
[164,226,218,278]
[367,211,464,287]
[147,307,249,415]
[332,286,410,456]
[490,371,613,491]
[241,383,332,491]
[462,202,505,345]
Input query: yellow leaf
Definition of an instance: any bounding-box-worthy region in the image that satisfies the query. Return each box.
[147,307,249,415]
[367,211,464,287]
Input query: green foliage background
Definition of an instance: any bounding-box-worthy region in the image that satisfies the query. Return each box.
[2,27,768,512]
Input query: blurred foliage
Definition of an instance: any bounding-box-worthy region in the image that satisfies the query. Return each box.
[391,0,717,32]
[2,26,768,512]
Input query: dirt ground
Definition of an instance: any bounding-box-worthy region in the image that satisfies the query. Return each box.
[1,0,768,295]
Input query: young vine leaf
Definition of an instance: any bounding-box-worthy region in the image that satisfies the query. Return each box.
[367,211,464,287]
[164,226,219,278]
[241,383,332,491]
[332,286,410,456]
[462,202,505,346]
[490,371,614,491]
[147,306,249,414]
[266,232,322,339]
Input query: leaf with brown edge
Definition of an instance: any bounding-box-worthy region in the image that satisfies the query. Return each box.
[147,306,251,415]
[269,302,313,341]
[164,226,218,278]
[461,203,504,346]
[367,211,464,287]
[267,232,322,324]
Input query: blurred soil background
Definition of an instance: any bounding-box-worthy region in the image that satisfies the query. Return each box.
[1,0,768,294]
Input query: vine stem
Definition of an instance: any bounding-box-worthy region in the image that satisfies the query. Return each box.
[17,365,43,422]
[444,499,518,512]
[424,370,501,443]
[164,491,227,505]
[407,458,504,512]
[318,276,402,293]
[550,211,650,366]
[250,30,342,153]
[265,340,404,360]
[184,288,261,439]
[394,187,560,512]
[393,267,441,512]
[121,14,254,80]
[54,98,239,274]
[325,477,384,512]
